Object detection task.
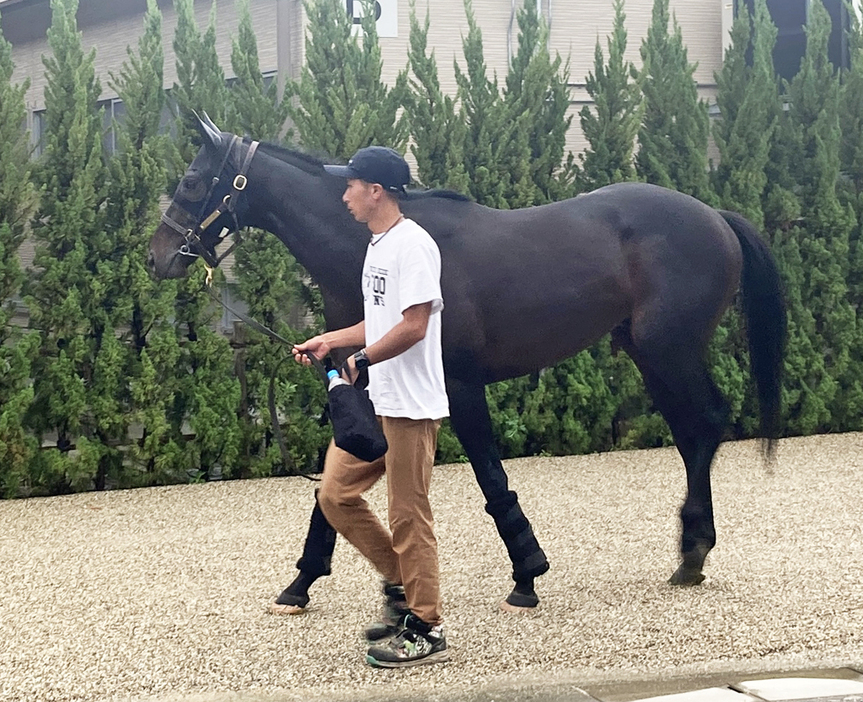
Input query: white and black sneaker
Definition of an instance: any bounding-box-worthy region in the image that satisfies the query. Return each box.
[366,613,449,668]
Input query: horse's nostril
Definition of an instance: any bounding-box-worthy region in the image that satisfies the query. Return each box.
[146,250,156,272]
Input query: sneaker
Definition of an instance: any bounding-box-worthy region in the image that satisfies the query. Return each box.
[366,614,449,668]
[363,581,410,641]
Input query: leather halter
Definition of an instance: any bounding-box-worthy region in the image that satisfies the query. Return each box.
[160,135,259,269]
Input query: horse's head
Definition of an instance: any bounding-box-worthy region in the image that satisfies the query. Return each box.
[147,112,257,279]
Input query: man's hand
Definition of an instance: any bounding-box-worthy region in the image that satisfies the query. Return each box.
[341,355,360,385]
[292,336,330,366]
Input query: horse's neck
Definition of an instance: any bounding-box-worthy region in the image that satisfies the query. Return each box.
[244,149,366,320]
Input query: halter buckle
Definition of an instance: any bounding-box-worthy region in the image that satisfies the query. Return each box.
[233,174,248,191]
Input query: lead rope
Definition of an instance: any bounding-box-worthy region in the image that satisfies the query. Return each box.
[203,275,325,481]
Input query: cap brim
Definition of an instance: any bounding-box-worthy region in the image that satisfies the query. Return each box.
[323,164,360,179]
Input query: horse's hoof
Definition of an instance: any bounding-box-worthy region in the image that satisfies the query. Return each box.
[668,566,706,587]
[500,585,539,612]
[269,602,307,615]
[499,599,538,613]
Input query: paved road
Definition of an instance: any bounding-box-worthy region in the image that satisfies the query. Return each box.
[1,433,862,701]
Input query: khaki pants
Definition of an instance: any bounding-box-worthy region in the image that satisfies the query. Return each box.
[317,416,442,625]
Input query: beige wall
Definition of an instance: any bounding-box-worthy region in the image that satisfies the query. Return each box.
[3,0,726,304]
[7,0,280,111]
[374,0,724,160]
[5,0,726,162]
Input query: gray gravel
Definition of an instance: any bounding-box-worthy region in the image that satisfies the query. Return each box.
[1,433,862,702]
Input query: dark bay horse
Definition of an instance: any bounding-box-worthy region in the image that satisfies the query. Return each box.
[148,115,786,610]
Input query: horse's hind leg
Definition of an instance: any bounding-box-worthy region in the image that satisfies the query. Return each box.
[446,373,550,610]
[612,321,729,586]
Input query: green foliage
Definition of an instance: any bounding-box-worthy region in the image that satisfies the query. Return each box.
[712,0,777,228]
[288,0,408,159]
[229,236,330,477]
[226,19,330,475]
[0,10,38,496]
[9,0,863,498]
[25,0,123,492]
[405,1,469,191]
[577,0,642,191]
[635,0,715,204]
[521,350,617,456]
[172,267,243,479]
[169,0,228,188]
[502,0,573,204]
[839,0,863,311]
[777,0,862,433]
[227,0,290,139]
[705,0,779,440]
[452,0,510,207]
[107,0,192,485]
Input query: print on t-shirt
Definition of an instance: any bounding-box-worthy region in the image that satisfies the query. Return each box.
[365,265,389,307]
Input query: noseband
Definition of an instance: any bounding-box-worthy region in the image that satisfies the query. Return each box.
[160,135,259,269]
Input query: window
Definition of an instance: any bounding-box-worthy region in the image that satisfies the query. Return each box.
[100,97,126,154]
[735,0,850,81]
[30,109,45,157]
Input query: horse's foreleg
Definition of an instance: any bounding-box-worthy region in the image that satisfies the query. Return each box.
[272,489,337,613]
[446,374,549,609]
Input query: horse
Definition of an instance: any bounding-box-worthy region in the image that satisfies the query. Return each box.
[148,113,786,611]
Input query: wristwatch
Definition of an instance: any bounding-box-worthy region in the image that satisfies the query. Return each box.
[352,348,371,370]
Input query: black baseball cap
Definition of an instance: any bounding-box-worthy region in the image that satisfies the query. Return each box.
[324,146,410,193]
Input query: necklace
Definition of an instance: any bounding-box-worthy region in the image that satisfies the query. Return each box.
[370,214,404,246]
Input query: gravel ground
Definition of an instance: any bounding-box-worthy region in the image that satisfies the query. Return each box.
[1,433,862,702]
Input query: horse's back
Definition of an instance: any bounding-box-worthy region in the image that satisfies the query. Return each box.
[406,183,743,381]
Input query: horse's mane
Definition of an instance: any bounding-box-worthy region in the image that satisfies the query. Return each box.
[254,140,472,202]
[256,140,330,176]
[402,188,472,202]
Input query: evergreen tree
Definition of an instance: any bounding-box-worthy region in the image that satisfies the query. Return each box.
[25,0,120,492]
[711,0,777,227]
[779,0,861,433]
[173,270,242,479]
[453,0,510,207]
[558,1,665,451]
[0,11,38,496]
[521,352,618,456]
[107,0,190,484]
[635,0,715,204]
[227,0,329,477]
[839,4,863,197]
[405,1,469,191]
[837,3,863,310]
[227,0,290,139]
[288,0,408,159]
[502,0,573,204]
[577,0,642,192]
[166,0,242,480]
[169,0,228,185]
[706,0,780,440]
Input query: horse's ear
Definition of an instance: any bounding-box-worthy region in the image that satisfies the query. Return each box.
[193,109,222,148]
[201,110,221,134]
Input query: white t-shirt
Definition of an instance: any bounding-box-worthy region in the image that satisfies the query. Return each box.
[363,218,449,420]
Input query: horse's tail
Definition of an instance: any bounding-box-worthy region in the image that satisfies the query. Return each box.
[719,210,787,457]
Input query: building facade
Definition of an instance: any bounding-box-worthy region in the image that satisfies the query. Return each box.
[1,0,736,159]
[0,0,847,319]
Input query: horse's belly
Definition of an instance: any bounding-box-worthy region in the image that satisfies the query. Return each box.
[478,295,629,381]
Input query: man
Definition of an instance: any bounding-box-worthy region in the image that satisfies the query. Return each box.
[292,146,450,668]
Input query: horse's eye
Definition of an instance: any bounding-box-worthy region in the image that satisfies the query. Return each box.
[181,177,206,202]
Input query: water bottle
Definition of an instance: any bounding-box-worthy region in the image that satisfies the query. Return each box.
[327,369,349,391]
